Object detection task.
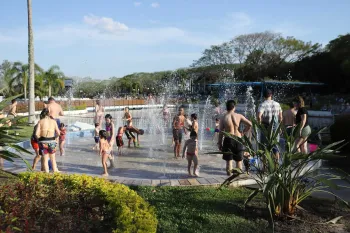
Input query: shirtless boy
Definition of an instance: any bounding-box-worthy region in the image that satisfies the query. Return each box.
[116,125,127,155]
[190,113,198,135]
[47,97,64,127]
[95,100,104,127]
[123,107,132,127]
[218,100,252,175]
[172,107,185,158]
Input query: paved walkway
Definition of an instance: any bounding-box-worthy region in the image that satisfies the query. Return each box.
[2,135,256,187]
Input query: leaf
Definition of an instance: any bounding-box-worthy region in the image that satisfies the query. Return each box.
[244,189,260,206]
[316,178,340,190]
[326,216,343,224]
[10,144,33,155]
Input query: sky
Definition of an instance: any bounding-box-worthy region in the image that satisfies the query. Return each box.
[0,0,349,79]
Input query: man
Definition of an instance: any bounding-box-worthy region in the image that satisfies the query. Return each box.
[7,99,17,118]
[94,100,104,126]
[283,102,296,136]
[172,107,186,158]
[47,97,64,127]
[218,100,252,175]
[257,89,282,160]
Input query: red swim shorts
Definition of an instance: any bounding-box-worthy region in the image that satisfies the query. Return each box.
[31,139,39,150]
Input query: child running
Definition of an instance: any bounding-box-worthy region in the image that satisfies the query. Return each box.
[93,123,100,150]
[182,131,199,177]
[59,123,66,156]
[116,125,127,156]
[99,130,112,176]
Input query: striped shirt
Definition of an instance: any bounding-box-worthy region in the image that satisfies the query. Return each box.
[258,100,282,125]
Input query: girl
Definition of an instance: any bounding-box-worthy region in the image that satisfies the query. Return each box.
[294,96,311,154]
[59,123,66,156]
[105,114,115,163]
[99,130,111,176]
[93,123,100,151]
[116,125,126,156]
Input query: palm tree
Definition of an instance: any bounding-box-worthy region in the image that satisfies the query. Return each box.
[44,65,64,97]
[28,0,35,124]
[0,60,14,96]
[10,62,29,99]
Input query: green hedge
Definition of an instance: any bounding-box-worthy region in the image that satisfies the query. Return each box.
[0,173,157,233]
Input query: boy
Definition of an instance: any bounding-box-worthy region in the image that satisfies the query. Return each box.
[116,125,127,155]
[93,123,100,150]
[182,131,199,177]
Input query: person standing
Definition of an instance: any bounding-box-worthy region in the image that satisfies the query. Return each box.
[218,100,252,175]
[294,96,311,154]
[47,97,64,127]
[257,89,282,160]
[172,107,186,158]
[94,100,104,127]
[283,102,297,136]
[35,108,60,173]
[7,99,17,119]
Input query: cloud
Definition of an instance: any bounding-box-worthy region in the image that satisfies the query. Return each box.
[221,12,253,32]
[133,2,142,7]
[149,19,159,24]
[150,2,160,8]
[83,14,128,33]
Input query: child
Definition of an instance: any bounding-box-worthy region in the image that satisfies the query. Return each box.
[123,107,132,128]
[116,125,127,156]
[182,131,199,177]
[105,114,115,162]
[59,123,66,156]
[213,118,220,142]
[93,123,100,150]
[99,130,111,176]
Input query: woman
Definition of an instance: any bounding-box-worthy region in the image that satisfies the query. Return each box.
[35,108,61,173]
[104,114,115,165]
[94,100,104,127]
[294,96,311,154]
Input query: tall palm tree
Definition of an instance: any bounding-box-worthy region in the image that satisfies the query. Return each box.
[44,65,64,97]
[28,0,35,124]
[10,62,29,99]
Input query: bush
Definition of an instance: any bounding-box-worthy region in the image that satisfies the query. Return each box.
[330,115,350,152]
[0,173,157,233]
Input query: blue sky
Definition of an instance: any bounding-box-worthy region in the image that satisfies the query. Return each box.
[0,0,349,79]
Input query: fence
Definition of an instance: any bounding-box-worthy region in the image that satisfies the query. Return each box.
[4,99,147,113]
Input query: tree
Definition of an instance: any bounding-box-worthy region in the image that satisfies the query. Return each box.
[44,65,64,97]
[27,0,35,124]
[0,60,13,95]
[192,42,233,67]
[10,62,29,99]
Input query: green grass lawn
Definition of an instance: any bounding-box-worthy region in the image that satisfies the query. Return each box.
[132,186,269,233]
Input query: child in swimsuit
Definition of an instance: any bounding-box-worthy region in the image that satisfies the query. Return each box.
[182,131,199,177]
[123,107,132,128]
[116,125,127,156]
[213,118,220,142]
[99,130,112,176]
[59,123,66,156]
[104,114,115,161]
[93,123,100,151]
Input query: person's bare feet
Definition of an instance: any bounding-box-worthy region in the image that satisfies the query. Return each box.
[188,173,192,177]
[102,173,109,177]
[193,173,198,177]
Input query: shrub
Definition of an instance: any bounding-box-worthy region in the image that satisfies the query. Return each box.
[330,115,350,152]
[0,173,157,233]
[210,120,350,231]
